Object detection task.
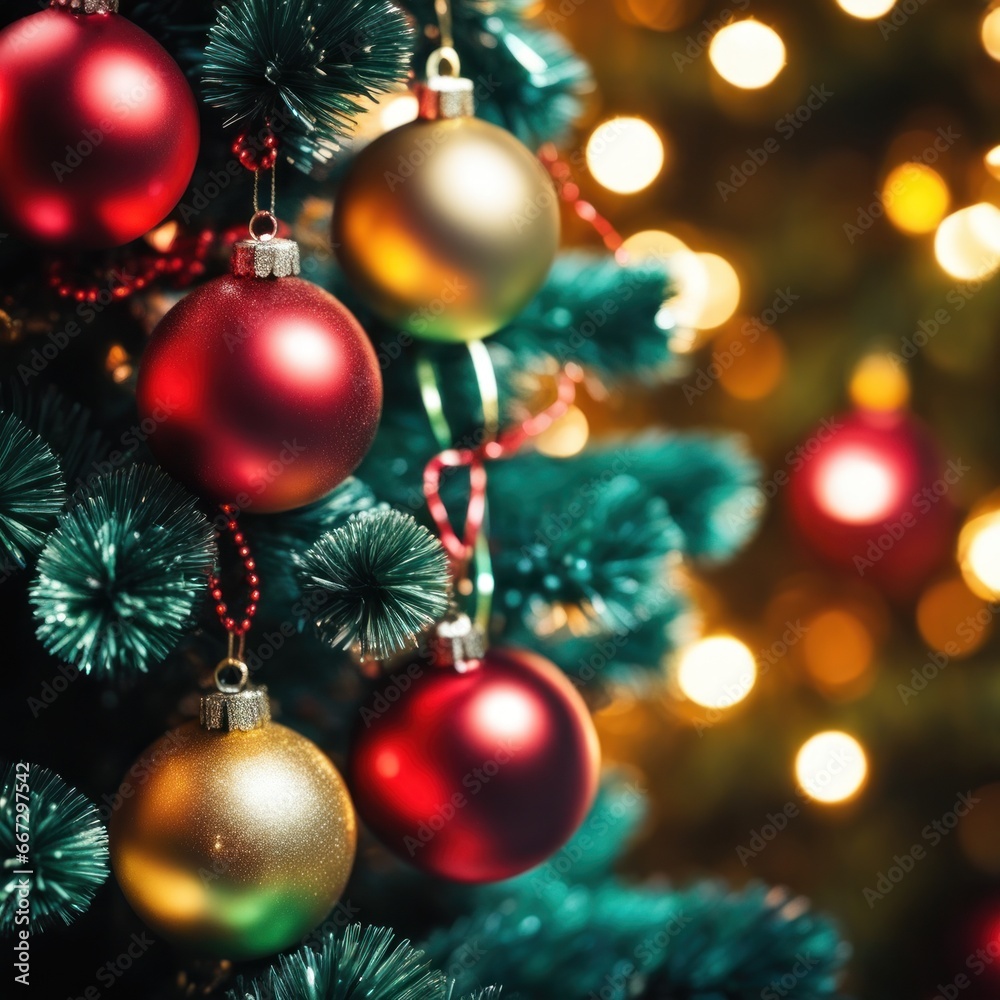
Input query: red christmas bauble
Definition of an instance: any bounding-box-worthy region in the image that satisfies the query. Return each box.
[137,269,383,514]
[788,408,955,593]
[0,7,199,249]
[349,645,601,882]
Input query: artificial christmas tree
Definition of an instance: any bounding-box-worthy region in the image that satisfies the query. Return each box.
[18,0,1000,996]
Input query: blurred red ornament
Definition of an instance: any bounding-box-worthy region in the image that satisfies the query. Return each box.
[0,5,199,249]
[137,238,382,514]
[788,409,955,594]
[349,639,600,883]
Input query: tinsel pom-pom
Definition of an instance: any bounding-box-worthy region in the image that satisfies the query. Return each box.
[227,925,447,1000]
[297,509,451,660]
[30,466,215,678]
[203,0,414,171]
[0,762,108,934]
[0,382,110,488]
[0,411,66,571]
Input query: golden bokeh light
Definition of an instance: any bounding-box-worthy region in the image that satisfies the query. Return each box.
[586,117,665,194]
[917,576,992,657]
[535,404,590,458]
[621,0,693,32]
[146,221,179,254]
[717,326,786,401]
[848,353,910,411]
[692,253,741,329]
[958,509,1000,600]
[986,145,1000,181]
[379,93,419,132]
[933,204,1000,281]
[882,163,950,236]
[982,7,1000,61]
[795,731,868,804]
[620,231,711,351]
[105,344,133,384]
[676,635,757,710]
[709,21,786,90]
[958,783,1000,873]
[803,609,874,688]
[664,250,711,329]
[621,228,689,264]
[836,0,896,18]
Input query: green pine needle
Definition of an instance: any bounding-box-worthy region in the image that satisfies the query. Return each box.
[0,411,66,571]
[0,762,108,934]
[30,466,215,679]
[203,0,415,171]
[495,254,678,383]
[297,509,450,660]
[227,925,448,1000]
[404,0,593,146]
[0,382,110,487]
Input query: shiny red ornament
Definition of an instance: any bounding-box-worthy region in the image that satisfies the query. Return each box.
[0,6,199,249]
[349,645,601,883]
[137,260,383,514]
[788,408,955,594]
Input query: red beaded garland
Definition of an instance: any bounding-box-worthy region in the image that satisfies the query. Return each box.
[233,127,279,172]
[208,504,260,637]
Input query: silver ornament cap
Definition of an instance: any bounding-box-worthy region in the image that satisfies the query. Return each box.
[50,0,119,13]
[200,684,271,732]
[231,237,301,279]
[417,75,475,121]
[429,612,485,673]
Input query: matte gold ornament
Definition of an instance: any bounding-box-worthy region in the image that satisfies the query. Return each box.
[332,75,561,342]
[109,672,356,959]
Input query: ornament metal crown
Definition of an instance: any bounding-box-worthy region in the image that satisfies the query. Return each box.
[50,0,118,14]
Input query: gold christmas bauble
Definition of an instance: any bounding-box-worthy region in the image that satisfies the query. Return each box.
[109,715,356,959]
[332,113,560,343]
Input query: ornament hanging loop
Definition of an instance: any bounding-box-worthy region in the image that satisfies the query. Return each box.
[249,210,279,243]
[214,657,249,695]
[427,46,461,80]
[234,161,300,275]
